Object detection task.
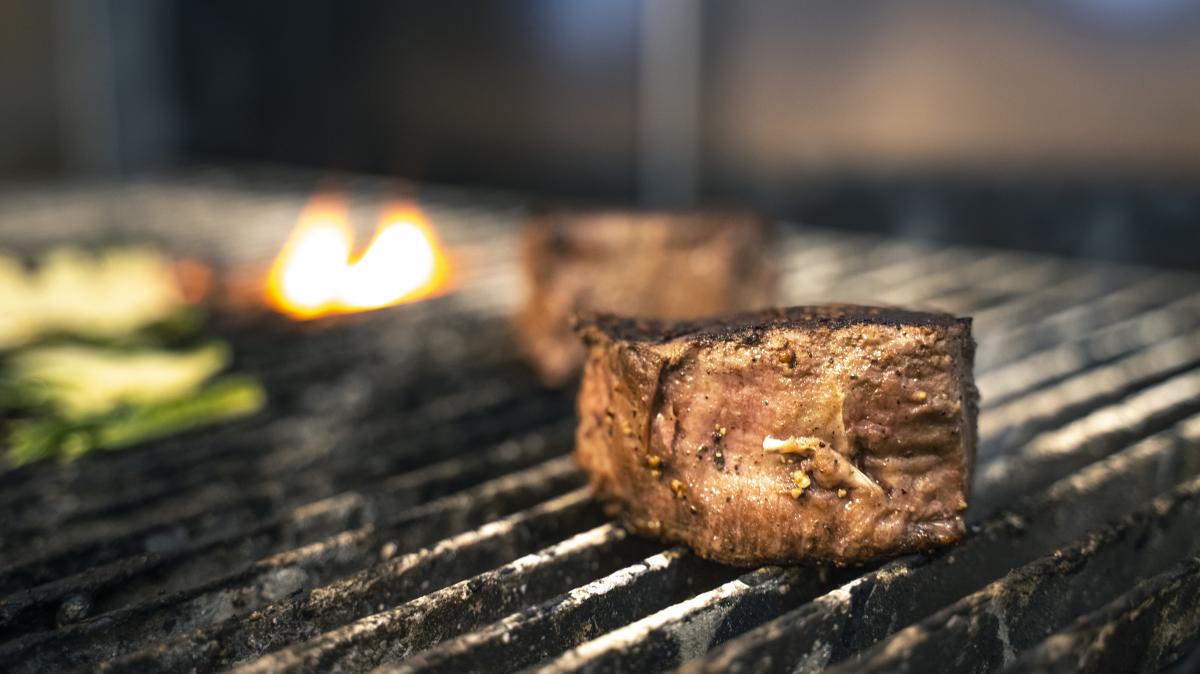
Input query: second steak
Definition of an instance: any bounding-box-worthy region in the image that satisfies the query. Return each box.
[516,210,776,386]
[575,305,978,566]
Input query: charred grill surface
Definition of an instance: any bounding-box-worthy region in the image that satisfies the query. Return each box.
[0,175,1198,673]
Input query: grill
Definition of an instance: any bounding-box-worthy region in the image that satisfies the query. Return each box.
[2,169,1200,673]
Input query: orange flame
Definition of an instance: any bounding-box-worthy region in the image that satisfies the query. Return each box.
[266,196,450,319]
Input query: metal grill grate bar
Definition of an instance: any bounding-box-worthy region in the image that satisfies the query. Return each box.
[0,454,583,659]
[1006,556,1200,674]
[4,176,1200,673]
[976,371,1200,513]
[226,524,662,674]
[979,330,1200,451]
[974,274,1197,372]
[0,421,572,578]
[831,476,1200,674]
[373,550,738,674]
[978,294,1200,407]
[0,377,562,529]
[84,489,603,674]
[669,415,1200,674]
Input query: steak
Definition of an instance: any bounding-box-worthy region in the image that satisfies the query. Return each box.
[574,305,978,566]
[515,210,776,386]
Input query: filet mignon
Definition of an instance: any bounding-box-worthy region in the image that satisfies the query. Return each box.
[516,211,776,386]
[574,305,978,566]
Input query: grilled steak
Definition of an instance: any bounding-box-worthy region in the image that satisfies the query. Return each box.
[516,211,776,386]
[575,305,978,566]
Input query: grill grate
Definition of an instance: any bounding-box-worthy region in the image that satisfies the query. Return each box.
[1,173,1199,673]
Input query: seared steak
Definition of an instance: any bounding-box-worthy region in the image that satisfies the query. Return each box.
[516,211,776,386]
[575,305,978,566]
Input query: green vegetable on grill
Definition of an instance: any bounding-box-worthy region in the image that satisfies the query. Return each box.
[0,247,266,467]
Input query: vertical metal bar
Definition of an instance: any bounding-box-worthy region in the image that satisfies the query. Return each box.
[638,0,701,208]
[52,0,122,174]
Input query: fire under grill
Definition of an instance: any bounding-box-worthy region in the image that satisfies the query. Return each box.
[2,172,1200,673]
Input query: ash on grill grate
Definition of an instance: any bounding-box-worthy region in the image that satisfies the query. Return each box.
[830,475,1200,674]
[560,415,1200,674]
[2,176,1200,674]
[1008,556,1200,674]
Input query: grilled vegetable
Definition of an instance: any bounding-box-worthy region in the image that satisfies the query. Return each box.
[7,376,264,466]
[0,247,185,351]
[10,343,230,416]
[0,247,265,467]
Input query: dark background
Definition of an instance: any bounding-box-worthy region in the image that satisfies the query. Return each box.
[3,1,1199,267]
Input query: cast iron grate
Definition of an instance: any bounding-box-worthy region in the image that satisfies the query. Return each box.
[1,171,1199,673]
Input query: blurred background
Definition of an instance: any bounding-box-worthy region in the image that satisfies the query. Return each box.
[2,0,1199,267]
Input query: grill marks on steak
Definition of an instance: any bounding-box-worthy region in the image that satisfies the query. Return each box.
[574,305,978,566]
[515,211,776,386]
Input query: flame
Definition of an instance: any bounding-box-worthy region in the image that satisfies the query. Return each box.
[267,196,450,319]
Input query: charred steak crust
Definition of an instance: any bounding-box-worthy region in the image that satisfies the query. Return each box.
[574,304,978,566]
[515,211,776,386]
[577,305,969,345]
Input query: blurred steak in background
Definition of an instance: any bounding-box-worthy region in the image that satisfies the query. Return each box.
[516,211,777,385]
